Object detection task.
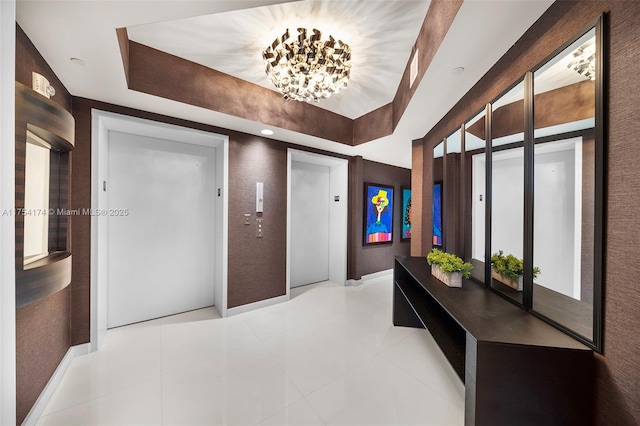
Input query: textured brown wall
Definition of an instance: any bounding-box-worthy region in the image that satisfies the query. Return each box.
[227,137,287,307]
[347,156,364,280]
[16,289,70,424]
[413,2,640,424]
[410,141,424,256]
[126,41,353,146]
[599,2,640,424]
[353,104,393,146]
[355,159,411,278]
[68,99,93,345]
[15,24,73,426]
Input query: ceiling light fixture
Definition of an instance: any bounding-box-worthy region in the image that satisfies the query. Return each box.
[260,129,274,136]
[451,66,465,75]
[262,28,351,103]
[567,40,596,80]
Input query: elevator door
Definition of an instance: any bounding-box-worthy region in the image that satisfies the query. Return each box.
[107,131,216,328]
[290,161,330,287]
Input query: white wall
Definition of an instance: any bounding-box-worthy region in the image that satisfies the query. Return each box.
[0,0,17,422]
[23,139,50,259]
[534,141,580,298]
[491,148,525,259]
[472,153,485,262]
[479,140,581,298]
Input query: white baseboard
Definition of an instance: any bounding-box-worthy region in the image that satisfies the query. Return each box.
[226,294,289,317]
[22,343,90,426]
[347,268,393,286]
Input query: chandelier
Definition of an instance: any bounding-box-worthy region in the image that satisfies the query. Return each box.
[262,28,351,102]
[567,40,596,80]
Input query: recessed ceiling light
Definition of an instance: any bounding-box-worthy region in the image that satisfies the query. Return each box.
[451,66,465,75]
[70,57,86,66]
[260,129,274,136]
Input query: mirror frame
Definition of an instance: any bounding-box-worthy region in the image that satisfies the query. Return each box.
[434,15,604,352]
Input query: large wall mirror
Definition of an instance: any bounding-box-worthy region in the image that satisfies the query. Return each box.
[489,79,526,305]
[445,128,462,257]
[431,17,603,351]
[464,109,487,283]
[531,24,601,345]
[433,140,444,248]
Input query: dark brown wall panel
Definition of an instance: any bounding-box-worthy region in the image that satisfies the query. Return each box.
[467,80,596,139]
[15,25,73,425]
[347,156,364,280]
[16,287,70,425]
[357,160,411,277]
[413,2,640,424]
[227,137,287,307]
[126,41,353,146]
[410,141,424,256]
[597,2,640,424]
[68,99,92,345]
[116,27,130,87]
[353,104,393,146]
[15,25,72,113]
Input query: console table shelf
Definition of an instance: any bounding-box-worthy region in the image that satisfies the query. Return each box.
[393,256,594,426]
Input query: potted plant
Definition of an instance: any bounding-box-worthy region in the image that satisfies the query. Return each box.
[490,250,540,291]
[426,248,473,288]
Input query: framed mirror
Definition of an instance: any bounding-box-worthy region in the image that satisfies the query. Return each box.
[531,22,602,348]
[444,128,463,257]
[432,140,444,248]
[463,109,487,283]
[489,79,526,305]
[428,16,603,352]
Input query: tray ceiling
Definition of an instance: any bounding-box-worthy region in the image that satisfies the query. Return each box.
[126,0,431,119]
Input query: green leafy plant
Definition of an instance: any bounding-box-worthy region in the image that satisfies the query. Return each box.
[490,250,540,282]
[426,248,473,279]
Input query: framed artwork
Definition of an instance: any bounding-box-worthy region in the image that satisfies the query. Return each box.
[401,186,411,241]
[364,183,394,245]
[433,181,442,246]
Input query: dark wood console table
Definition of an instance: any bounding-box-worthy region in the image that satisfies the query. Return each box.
[393,256,593,426]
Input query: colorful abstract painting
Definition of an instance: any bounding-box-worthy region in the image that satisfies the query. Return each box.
[433,182,442,246]
[401,187,411,241]
[364,183,394,245]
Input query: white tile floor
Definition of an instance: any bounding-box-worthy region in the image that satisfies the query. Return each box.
[37,277,464,425]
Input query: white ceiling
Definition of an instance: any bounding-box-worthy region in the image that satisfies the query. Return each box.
[127,0,431,119]
[16,0,554,169]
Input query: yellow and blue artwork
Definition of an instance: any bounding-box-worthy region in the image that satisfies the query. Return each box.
[364,183,394,245]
